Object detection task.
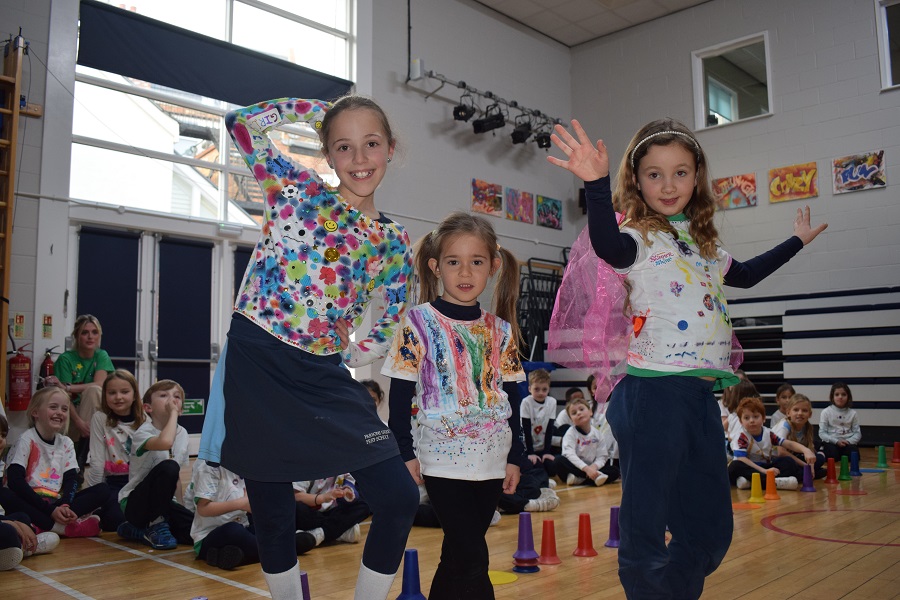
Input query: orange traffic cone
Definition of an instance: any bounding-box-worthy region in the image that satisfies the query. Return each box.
[764,470,780,500]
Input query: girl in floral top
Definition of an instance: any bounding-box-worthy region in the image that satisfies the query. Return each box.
[200,96,417,600]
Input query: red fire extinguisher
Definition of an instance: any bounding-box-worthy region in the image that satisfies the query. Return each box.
[8,342,32,411]
[36,345,59,390]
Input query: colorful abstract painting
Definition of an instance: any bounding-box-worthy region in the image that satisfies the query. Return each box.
[505,187,534,223]
[832,150,886,194]
[713,173,757,210]
[536,195,562,230]
[471,179,503,217]
[768,162,818,203]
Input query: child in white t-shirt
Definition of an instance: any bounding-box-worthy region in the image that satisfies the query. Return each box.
[293,475,371,549]
[520,369,558,474]
[554,398,620,486]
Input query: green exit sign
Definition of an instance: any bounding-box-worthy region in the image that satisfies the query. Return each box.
[182,398,205,416]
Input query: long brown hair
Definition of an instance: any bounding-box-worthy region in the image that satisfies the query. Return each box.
[613,118,719,260]
[413,212,520,344]
[101,369,145,430]
[319,95,396,158]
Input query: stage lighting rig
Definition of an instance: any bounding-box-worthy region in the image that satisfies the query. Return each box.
[510,114,533,144]
[452,92,477,122]
[472,104,505,134]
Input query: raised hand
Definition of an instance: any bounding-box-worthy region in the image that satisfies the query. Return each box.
[546,119,609,182]
[793,205,828,245]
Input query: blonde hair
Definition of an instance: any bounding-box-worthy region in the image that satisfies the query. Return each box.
[102,369,145,430]
[528,369,551,386]
[27,387,71,435]
[784,393,814,450]
[566,396,592,416]
[414,212,520,344]
[614,118,719,261]
[142,379,185,406]
[71,314,103,354]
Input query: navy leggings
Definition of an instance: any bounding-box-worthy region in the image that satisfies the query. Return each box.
[0,513,31,550]
[0,483,122,532]
[245,454,417,575]
[123,460,193,544]
[199,521,260,565]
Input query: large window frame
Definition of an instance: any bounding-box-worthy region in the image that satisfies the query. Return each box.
[692,31,773,130]
[875,0,900,90]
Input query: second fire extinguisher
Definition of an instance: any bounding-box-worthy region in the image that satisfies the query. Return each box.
[36,345,59,390]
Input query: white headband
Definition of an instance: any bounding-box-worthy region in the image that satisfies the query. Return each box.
[630,130,701,169]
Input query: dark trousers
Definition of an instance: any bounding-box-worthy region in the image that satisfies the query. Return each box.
[554,455,621,483]
[123,460,193,544]
[199,521,259,565]
[245,454,417,575]
[727,456,801,487]
[820,442,859,462]
[295,498,371,542]
[0,513,31,550]
[498,461,547,514]
[423,475,503,600]
[0,483,122,532]
[606,375,733,600]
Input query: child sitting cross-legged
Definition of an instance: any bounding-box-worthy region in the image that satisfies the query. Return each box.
[554,397,620,486]
[728,397,816,490]
[292,475,372,550]
[520,369,558,475]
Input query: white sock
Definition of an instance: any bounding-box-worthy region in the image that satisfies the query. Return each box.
[309,527,325,546]
[263,563,304,600]
[354,561,397,600]
[51,523,66,535]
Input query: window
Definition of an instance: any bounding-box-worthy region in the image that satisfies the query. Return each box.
[876,0,900,88]
[692,32,772,129]
[72,1,351,224]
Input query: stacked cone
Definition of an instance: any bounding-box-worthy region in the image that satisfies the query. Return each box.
[573,513,598,556]
[396,549,426,600]
[512,512,540,573]
[825,458,838,483]
[764,471,780,500]
[537,519,561,565]
[748,472,765,503]
[838,456,852,481]
[604,506,621,548]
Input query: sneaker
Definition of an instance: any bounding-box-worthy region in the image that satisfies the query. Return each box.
[206,545,244,570]
[117,520,146,541]
[775,476,799,490]
[524,494,560,512]
[736,476,750,490]
[0,547,23,571]
[25,532,60,557]
[294,531,317,555]
[547,479,558,489]
[336,523,360,544]
[566,473,586,486]
[593,472,610,486]
[143,521,177,550]
[489,510,501,526]
[64,515,101,538]
[538,487,557,499]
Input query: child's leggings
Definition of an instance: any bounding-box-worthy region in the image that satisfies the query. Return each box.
[0,513,31,551]
[199,521,259,565]
[244,454,417,575]
[606,375,733,600]
[422,475,503,600]
[294,498,371,543]
[821,442,859,462]
[0,483,121,532]
[123,460,193,544]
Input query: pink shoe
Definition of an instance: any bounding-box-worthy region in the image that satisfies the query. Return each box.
[64,515,101,538]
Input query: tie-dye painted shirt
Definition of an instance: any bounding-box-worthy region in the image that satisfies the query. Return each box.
[615,219,734,374]
[7,428,77,500]
[226,99,412,365]
[382,303,525,480]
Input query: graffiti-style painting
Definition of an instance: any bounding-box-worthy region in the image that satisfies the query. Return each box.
[832,150,886,194]
[505,187,534,223]
[536,195,562,230]
[713,173,757,210]
[472,179,503,217]
[768,162,818,203]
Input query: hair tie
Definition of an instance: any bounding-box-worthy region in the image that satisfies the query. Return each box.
[630,130,701,169]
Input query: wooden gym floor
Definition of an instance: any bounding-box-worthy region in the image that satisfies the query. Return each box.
[2,447,898,599]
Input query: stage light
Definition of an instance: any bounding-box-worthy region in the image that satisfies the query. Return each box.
[453,93,477,122]
[472,104,505,134]
[535,131,552,149]
[510,115,532,144]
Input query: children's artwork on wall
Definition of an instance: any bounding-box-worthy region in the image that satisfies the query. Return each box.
[505,187,534,223]
[712,173,757,210]
[768,162,818,203]
[471,178,503,217]
[536,195,562,230]
[832,150,886,194]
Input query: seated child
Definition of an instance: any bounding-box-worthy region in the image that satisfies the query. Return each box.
[818,382,860,461]
[520,369,558,474]
[293,474,371,549]
[0,388,121,537]
[554,397,620,486]
[770,383,795,428]
[361,379,388,425]
[728,397,816,490]
[116,380,193,550]
[774,394,826,479]
[85,370,144,496]
[550,386,586,452]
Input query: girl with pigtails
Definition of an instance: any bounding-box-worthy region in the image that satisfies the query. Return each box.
[384,212,526,599]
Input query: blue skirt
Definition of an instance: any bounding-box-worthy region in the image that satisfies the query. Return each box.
[202,313,398,482]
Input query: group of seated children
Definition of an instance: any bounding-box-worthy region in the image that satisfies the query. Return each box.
[720,374,861,490]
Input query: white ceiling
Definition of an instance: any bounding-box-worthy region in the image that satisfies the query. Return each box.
[473,0,711,47]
